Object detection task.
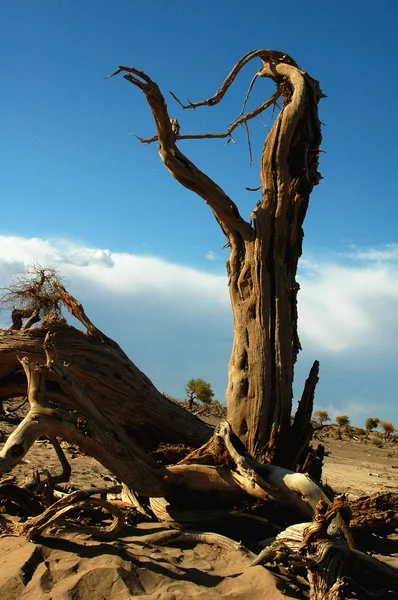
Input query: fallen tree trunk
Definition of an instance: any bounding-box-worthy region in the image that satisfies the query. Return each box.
[1,317,395,598]
[0,326,211,452]
[0,333,332,520]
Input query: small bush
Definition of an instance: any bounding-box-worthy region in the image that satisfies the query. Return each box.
[380,421,396,441]
[313,410,330,427]
[365,417,380,434]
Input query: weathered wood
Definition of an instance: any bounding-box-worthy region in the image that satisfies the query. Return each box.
[1,342,342,532]
[348,492,398,531]
[15,487,125,540]
[0,481,44,516]
[251,499,398,599]
[0,326,211,451]
[112,51,323,465]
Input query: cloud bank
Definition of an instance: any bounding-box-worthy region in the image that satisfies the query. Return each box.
[0,235,397,427]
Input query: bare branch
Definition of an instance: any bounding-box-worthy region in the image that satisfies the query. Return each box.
[232,71,260,123]
[112,50,312,248]
[242,122,253,166]
[52,281,101,337]
[169,49,298,110]
[107,65,152,87]
[18,488,125,540]
[137,528,255,558]
[134,91,280,146]
[0,264,63,329]
[112,67,253,242]
[49,436,72,485]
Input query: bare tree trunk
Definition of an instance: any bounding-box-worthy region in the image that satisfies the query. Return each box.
[112,51,323,464]
[226,63,322,464]
[0,328,211,452]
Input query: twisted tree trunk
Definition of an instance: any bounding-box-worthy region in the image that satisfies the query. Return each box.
[111,51,323,464]
[0,51,323,496]
[0,289,211,453]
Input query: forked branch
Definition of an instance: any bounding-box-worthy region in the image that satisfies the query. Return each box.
[109,65,256,243]
[135,91,280,145]
[168,49,298,110]
[110,50,320,250]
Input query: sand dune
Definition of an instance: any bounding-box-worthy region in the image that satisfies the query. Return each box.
[0,525,286,600]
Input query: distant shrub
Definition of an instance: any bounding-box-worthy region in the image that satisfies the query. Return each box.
[185,378,214,410]
[365,417,380,436]
[380,421,396,441]
[313,410,330,427]
[336,415,350,435]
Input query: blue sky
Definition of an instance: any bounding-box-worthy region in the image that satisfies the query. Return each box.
[1,1,398,428]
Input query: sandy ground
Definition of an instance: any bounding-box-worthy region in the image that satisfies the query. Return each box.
[0,529,288,600]
[0,419,397,599]
[322,434,398,497]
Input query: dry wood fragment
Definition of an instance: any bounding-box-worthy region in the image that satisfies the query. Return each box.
[348,492,398,531]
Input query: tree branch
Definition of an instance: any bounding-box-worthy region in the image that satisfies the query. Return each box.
[109,65,253,242]
[134,91,279,145]
[18,488,124,540]
[168,49,298,110]
[110,50,314,246]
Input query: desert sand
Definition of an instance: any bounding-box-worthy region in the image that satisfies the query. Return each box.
[0,419,397,599]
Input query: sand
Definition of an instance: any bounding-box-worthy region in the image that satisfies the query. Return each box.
[0,420,397,599]
[0,527,287,600]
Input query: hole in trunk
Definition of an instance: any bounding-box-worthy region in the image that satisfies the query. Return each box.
[239,349,248,371]
[239,377,249,397]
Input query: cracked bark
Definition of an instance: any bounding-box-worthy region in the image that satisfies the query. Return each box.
[113,51,323,465]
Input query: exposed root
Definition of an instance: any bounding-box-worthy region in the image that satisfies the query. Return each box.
[15,487,124,540]
[137,528,256,559]
[249,499,398,599]
[0,479,45,516]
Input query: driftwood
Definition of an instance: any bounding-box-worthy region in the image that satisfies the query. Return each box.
[0,478,44,516]
[349,492,398,531]
[0,283,211,453]
[0,335,336,520]
[251,499,398,599]
[0,285,395,599]
[0,486,124,540]
[0,317,397,598]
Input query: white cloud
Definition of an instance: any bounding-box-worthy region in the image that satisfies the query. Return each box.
[0,236,397,426]
[298,256,398,353]
[0,235,232,401]
[346,243,398,263]
[205,250,218,261]
[56,246,114,268]
[0,235,228,308]
[2,236,398,360]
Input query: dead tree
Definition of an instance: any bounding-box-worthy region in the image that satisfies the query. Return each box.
[0,53,397,598]
[0,52,327,507]
[108,50,323,466]
[0,280,211,454]
[0,50,324,489]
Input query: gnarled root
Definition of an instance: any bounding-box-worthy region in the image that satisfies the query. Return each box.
[250,498,398,600]
[10,487,124,540]
[137,528,256,559]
